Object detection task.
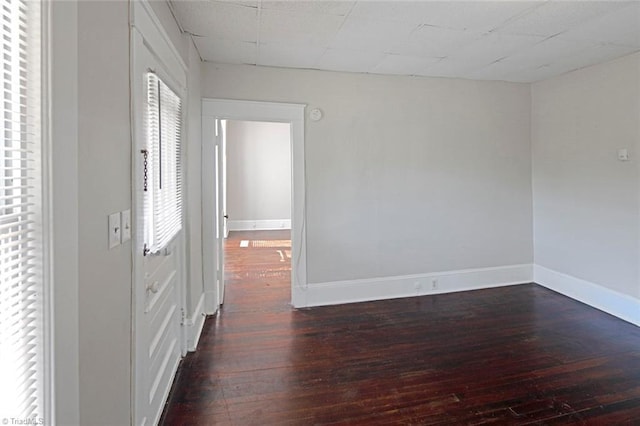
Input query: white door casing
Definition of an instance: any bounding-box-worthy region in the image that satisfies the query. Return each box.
[202,99,307,311]
[131,2,187,425]
[215,118,225,305]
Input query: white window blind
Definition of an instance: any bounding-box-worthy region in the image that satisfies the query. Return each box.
[0,0,44,421]
[144,73,182,254]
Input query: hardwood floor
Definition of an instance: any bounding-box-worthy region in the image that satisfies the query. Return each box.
[161,231,640,425]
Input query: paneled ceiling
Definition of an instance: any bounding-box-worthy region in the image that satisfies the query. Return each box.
[169,0,640,82]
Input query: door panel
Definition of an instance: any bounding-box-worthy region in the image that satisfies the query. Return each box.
[216,118,226,305]
[221,120,228,239]
[132,27,184,426]
[201,116,219,312]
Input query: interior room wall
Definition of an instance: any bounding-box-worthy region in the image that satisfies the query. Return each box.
[226,120,292,228]
[148,0,189,64]
[78,2,132,424]
[185,38,204,316]
[51,1,80,423]
[532,52,640,300]
[202,63,533,285]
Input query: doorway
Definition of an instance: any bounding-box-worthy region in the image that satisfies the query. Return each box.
[223,120,292,309]
[201,99,307,313]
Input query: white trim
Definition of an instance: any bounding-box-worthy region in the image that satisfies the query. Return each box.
[228,219,291,231]
[42,0,53,421]
[298,264,533,308]
[184,294,206,352]
[534,265,640,327]
[202,99,304,121]
[130,0,187,86]
[49,1,80,424]
[202,98,307,309]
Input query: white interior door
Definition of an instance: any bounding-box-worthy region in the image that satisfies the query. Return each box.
[131,21,185,426]
[215,118,226,305]
[221,120,229,239]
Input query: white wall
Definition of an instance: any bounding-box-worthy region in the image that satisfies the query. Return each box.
[148,0,189,64]
[78,2,132,424]
[202,64,533,284]
[185,38,204,315]
[51,1,80,423]
[532,53,640,300]
[226,120,292,225]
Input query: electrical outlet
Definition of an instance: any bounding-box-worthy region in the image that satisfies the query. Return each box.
[414,281,421,291]
[431,279,438,290]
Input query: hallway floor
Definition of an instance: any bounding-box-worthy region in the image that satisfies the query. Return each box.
[161,231,640,425]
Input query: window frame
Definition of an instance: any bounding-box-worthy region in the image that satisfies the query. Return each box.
[143,71,184,255]
[0,0,53,422]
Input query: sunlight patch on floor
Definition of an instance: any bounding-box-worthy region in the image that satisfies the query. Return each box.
[250,240,291,248]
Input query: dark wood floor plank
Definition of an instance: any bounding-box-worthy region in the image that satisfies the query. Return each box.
[160,230,640,425]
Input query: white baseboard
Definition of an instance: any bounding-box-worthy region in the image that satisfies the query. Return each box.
[296,264,533,308]
[534,265,640,326]
[183,293,206,352]
[228,219,291,231]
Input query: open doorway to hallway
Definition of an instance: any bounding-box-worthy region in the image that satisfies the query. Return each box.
[222,120,292,311]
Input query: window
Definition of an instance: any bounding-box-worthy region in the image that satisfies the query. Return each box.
[0,0,45,421]
[143,73,183,254]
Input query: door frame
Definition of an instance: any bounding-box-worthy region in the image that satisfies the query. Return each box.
[202,99,308,310]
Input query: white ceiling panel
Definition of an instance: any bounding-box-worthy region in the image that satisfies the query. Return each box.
[191,0,259,7]
[257,42,326,68]
[176,0,640,83]
[487,36,598,72]
[348,1,437,25]
[561,3,640,47]
[466,35,614,82]
[331,16,419,53]
[259,8,346,45]
[418,57,477,78]
[418,1,542,32]
[371,54,441,76]
[193,37,257,64]
[449,32,546,67]
[260,0,354,16]
[317,48,386,73]
[497,1,632,37]
[392,25,482,58]
[533,43,640,79]
[170,1,258,41]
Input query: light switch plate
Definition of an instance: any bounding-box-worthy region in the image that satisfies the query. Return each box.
[121,209,131,243]
[108,212,121,249]
[617,148,629,161]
